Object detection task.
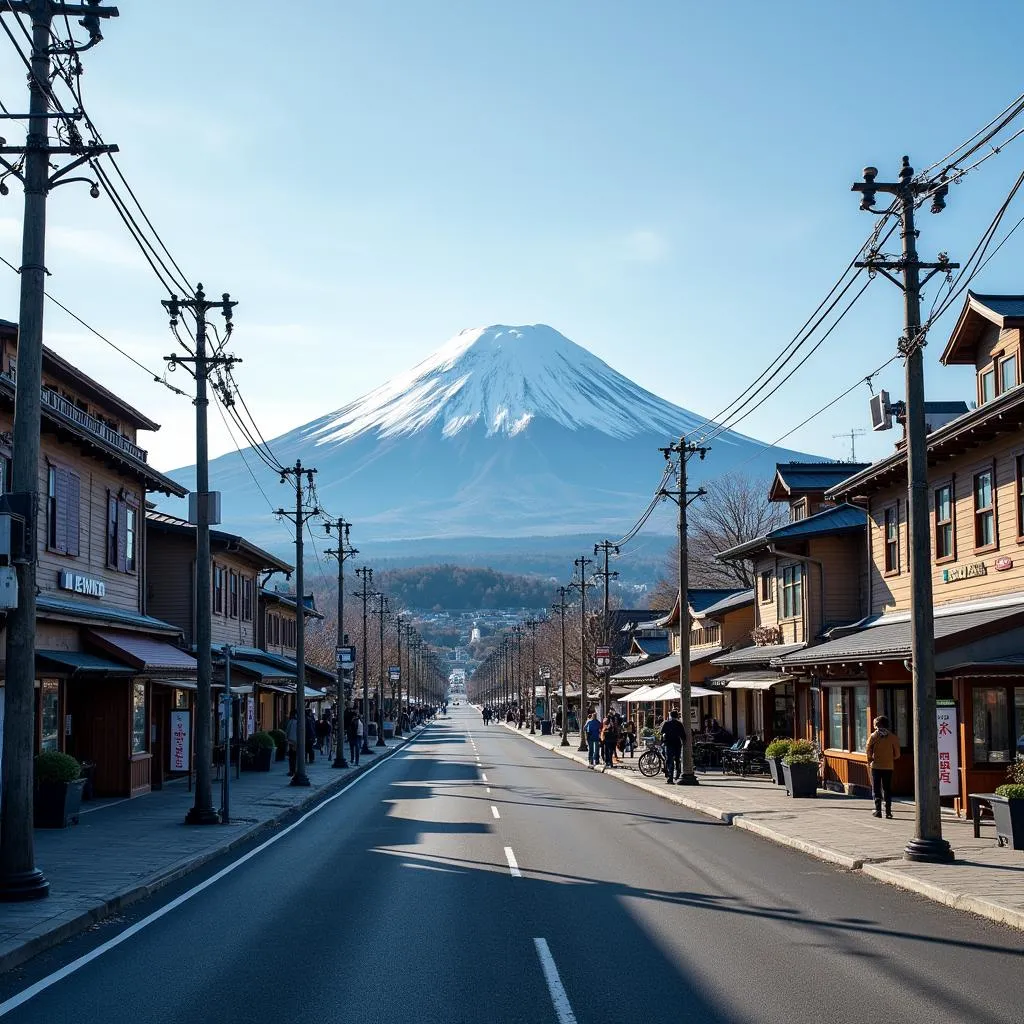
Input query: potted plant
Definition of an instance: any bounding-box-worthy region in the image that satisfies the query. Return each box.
[33,751,85,828]
[245,731,275,772]
[990,759,1024,850]
[764,739,793,786]
[781,740,819,798]
[641,727,656,748]
[270,728,288,762]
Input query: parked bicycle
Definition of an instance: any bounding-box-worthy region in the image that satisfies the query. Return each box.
[638,742,665,778]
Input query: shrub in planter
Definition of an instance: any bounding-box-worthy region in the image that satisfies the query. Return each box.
[270,728,288,761]
[245,731,275,772]
[781,749,819,799]
[764,739,793,786]
[34,751,85,828]
[990,780,1024,850]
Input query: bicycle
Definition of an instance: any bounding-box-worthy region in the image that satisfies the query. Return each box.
[638,743,665,778]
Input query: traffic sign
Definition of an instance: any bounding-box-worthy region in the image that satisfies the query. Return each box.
[336,645,356,670]
[388,665,401,682]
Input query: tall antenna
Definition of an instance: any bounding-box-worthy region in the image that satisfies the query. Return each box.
[833,428,866,461]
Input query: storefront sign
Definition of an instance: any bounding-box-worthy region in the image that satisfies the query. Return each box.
[995,556,1014,572]
[246,696,255,735]
[57,570,106,598]
[936,702,959,797]
[942,562,987,584]
[170,710,190,772]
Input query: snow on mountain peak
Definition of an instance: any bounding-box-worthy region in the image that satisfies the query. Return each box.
[309,324,711,445]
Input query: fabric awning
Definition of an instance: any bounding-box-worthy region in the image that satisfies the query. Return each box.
[229,659,294,682]
[619,684,659,703]
[87,630,197,674]
[720,672,789,691]
[152,678,197,690]
[644,682,719,701]
[36,649,134,675]
[610,653,682,683]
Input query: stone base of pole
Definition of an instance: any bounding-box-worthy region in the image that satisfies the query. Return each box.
[290,771,311,787]
[0,868,50,902]
[676,773,700,787]
[904,837,954,863]
[185,806,221,825]
[376,733,386,748]
[332,753,349,768]
[560,735,570,747]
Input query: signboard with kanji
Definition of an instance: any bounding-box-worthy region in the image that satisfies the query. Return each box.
[388,665,401,682]
[936,702,959,797]
[170,710,190,772]
[595,645,612,669]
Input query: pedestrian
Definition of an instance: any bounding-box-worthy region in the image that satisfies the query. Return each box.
[346,712,362,765]
[316,713,330,754]
[866,715,901,819]
[584,711,602,766]
[601,715,618,769]
[285,709,298,776]
[660,710,685,784]
[305,708,317,763]
[623,719,637,758]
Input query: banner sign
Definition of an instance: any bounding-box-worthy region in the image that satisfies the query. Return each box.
[246,696,256,736]
[595,645,612,669]
[170,710,190,772]
[936,702,959,797]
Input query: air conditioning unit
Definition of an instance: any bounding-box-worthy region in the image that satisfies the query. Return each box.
[870,390,893,432]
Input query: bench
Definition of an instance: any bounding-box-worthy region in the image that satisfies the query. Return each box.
[968,792,1000,838]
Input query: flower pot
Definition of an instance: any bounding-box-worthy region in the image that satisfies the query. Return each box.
[767,757,786,786]
[782,761,818,798]
[990,795,1024,850]
[34,778,86,828]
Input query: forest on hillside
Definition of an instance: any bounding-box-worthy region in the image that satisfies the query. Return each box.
[376,564,553,610]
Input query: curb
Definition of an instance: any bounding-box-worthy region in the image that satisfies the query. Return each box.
[502,724,1024,932]
[0,729,422,975]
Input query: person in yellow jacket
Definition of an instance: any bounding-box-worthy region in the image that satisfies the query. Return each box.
[866,715,901,818]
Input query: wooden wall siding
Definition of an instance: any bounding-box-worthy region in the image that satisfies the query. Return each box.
[868,430,1024,616]
[974,324,1019,375]
[809,535,864,629]
[262,604,298,657]
[25,429,147,614]
[146,535,193,644]
[720,605,754,648]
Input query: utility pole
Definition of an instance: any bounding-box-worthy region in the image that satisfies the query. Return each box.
[275,461,318,787]
[164,288,238,823]
[0,0,119,902]
[373,593,389,747]
[219,645,233,823]
[552,587,569,747]
[853,157,956,864]
[394,615,404,737]
[324,517,356,768]
[525,619,538,733]
[594,540,620,723]
[355,567,374,754]
[570,555,594,751]
[661,437,709,787]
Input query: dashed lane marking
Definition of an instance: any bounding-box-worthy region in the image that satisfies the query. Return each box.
[504,846,521,877]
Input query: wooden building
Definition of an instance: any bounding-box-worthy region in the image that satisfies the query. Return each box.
[0,319,192,798]
[780,292,1024,805]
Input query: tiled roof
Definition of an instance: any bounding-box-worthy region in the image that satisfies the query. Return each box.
[716,504,865,561]
[711,643,806,667]
[610,653,681,683]
[260,589,323,619]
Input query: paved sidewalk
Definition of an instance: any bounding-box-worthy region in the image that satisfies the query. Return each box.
[504,724,1024,931]
[0,731,418,973]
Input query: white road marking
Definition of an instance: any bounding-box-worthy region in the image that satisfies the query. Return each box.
[533,938,578,1024]
[486,787,491,794]
[491,805,500,819]
[0,738,412,1017]
[480,773,488,782]
[504,846,521,877]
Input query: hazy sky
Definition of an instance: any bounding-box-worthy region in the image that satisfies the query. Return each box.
[3,1,1024,473]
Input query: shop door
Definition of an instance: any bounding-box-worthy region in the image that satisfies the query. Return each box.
[151,689,169,790]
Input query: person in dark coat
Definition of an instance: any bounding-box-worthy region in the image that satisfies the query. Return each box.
[660,710,685,784]
[346,712,360,766]
[305,708,317,763]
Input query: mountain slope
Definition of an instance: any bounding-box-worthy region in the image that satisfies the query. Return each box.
[167,324,816,548]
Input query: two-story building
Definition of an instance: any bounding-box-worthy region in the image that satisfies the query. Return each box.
[780,292,1024,805]
[0,319,194,798]
[713,462,868,748]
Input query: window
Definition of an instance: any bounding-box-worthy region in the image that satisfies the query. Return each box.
[884,504,899,573]
[1017,455,1024,539]
[791,499,807,522]
[760,571,772,603]
[213,566,225,615]
[131,682,148,755]
[0,452,9,493]
[980,366,996,405]
[878,685,911,749]
[826,684,869,752]
[934,484,954,561]
[107,491,137,572]
[229,571,239,618]
[39,680,59,752]
[973,686,1010,764]
[852,687,869,753]
[827,686,847,750]
[780,564,803,619]
[47,465,80,555]
[242,577,253,622]
[974,469,996,550]
[1000,353,1019,394]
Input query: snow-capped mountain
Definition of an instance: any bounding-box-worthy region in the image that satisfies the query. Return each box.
[168,324,815,549]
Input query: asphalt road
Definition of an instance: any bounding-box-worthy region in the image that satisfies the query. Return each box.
[2,706,1022,1024]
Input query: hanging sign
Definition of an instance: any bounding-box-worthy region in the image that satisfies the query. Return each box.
[170,710,190,772]
[246,696,256,735]
[595,645,612,669]
[388,665,401,682]
[936,701,959,797]
[336,646,356,670]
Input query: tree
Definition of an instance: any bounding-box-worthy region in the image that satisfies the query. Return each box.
[650,472,786,599]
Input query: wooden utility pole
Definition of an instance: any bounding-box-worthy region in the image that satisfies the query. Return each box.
[594,540,620,722]
[0,0,119,901]
[372,593,389,747]
[570,556,594,751]
[852,157,956,863]
[324,517,356,768]
[552,587,569,747]
[355,567,374,754]
[661,438,709,787]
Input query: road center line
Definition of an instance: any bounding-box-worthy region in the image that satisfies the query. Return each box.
[491,805,500,819]
[480,773,488,782]
[504,846,521,877]
[533,938,578,1024]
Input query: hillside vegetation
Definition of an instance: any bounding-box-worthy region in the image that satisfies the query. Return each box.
[377,564,552,610]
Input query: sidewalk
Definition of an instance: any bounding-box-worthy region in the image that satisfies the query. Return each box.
[506,724,1024,931]
[0,732,417,973]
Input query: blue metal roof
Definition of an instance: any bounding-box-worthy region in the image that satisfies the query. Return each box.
[36,649,135,674]
[969,293,1024,320]
[699,589,754,617]
[689,589,745,613]
[773,462,870,494]
[37,595,181,634]
[716,503,866,561]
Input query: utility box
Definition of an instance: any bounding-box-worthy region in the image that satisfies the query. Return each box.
[188,491,222,526]
[0,566,18,609]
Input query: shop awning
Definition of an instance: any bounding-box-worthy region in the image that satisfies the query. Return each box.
[229,659,294,682]
[302,687,327,700]
[720,672,789,690]
[87,631,198,674]
[610,653,681,683]
[36,650,134,675]
[644,682,719,701]
[619,684,659,702]
[152,678,197,690]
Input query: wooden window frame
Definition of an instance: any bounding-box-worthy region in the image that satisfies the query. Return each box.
[242,577,253,622]
[106,489,137,573]
[973,466,998,553]
[979,363,996,406]
[47,463,80,557]
[883,502,900,576]
[1016,452,1024,544]
[1000,351,1019,395]
[791,498,809,522]
[780,563,803,621]
[759,570,772,603]
[213,564,225,616]
[228,570,239,619]
[934,481,955,564]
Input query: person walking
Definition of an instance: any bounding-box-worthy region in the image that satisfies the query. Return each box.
[866,715,901,818]
[285,709,298,776]
[660,710,685,784]
[305,708,317,763]
[601,715,619,769]
[346,712,362,766]
[584,712,602,766]
[623,719,637,758]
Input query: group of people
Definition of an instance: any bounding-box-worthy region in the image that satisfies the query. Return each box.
[583,712,638,768]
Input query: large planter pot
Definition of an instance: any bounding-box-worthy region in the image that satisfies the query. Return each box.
[767,757,786,786]
[383,721,396,740]
[782,761,819,798]
[34,778,86,828]
[253,746,273,772]
[275,746,286,762]
[991,795,1024,850]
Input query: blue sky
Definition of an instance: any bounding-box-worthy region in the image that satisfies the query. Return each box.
[3,1,1024,472]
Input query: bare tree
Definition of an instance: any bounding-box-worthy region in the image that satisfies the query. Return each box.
[651,472,786,596]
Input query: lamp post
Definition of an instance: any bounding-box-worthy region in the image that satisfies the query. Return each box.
[374,593,389,747]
